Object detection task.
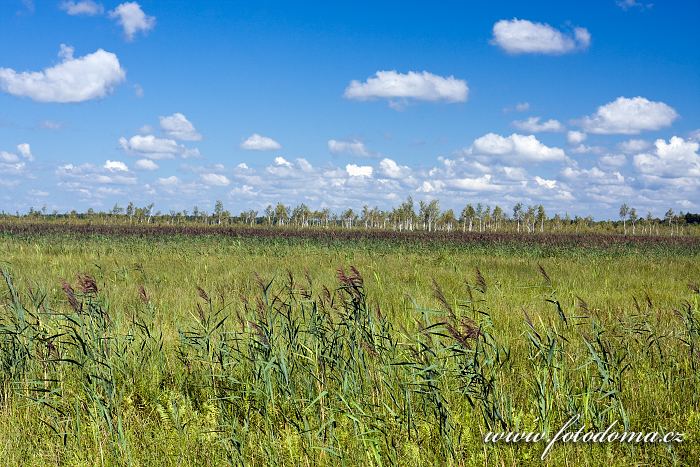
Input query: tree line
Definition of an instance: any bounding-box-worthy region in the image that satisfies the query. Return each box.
[5,197,699,236]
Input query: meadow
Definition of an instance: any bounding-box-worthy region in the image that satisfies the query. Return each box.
[0,228,698,465]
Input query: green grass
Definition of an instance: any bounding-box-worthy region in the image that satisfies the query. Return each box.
[0,232,698,466]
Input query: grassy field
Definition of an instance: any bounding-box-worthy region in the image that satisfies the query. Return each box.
[0,230,698,465]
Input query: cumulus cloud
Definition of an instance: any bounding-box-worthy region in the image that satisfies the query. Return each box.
[135,159,158,170]
[296,158,313,172]
[633,136,700,178]
[561,165,625,185]
[566,131,587,145]
[158,176,179,186]
[57,163,136,188]
[618,138,650,153]
[344,70,468,105]
[417,180,445,193]
[201,173,230,186]
[104,160,128,172]
[273,156,292,167]
[0,45,125,103]
[445,174,502,192]
[39,120,63,130]
[378,158,411,179]
[119,134,200,159]
[469,133,567,162]
[119,135,183,159]
[0,151,19,163]
[599,154,627,167]
[513,117,564,133]
[109,2,156,41]
[328,139,371,157]
[16,143,33,161]
[346,164,373,177]
[60,1,104,15]
[534,176,557,189]
[491,19,590,54]
[240,133,281,151]
[581,97,678,134]
[159,113,202,141]
[617,0,652,10]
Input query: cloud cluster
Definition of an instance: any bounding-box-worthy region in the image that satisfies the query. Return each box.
[119,135,199,160]
[104,160,128,172]
[159,113,202,141]
[0,143,34,179]
[240,133,281,151]
[328,139,371,157]
[633,136,700,178]
[513,117,564,133]
[109,2,156,41]
[344,70,468,105]
[346,164,373,177]
[201,173,231,186]
[491,19,590,54]
[581,97,678,134]
[469,133,567,162]
[0,45,125,103]
[60,1,104,16]
[56,162,137,200]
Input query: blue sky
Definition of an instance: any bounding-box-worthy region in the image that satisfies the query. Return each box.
[1,0,699,218]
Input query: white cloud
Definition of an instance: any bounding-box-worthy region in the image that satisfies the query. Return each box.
[16,143,33,161]
[617,0,652,10]
[567,131,587,145]
[240,133,281,151]
[501,166,528,180]
[618,138,650,153]
[60,1,104,15]
[561,166,625,185]
[119,135,184,159]
[570,144,604,155]
[581,97,678,134]
[0,45,125,103]
[378,158,411,179]
[158,176,179,186]
[599,154,627,167]
[201,173,230,186]
[633,136,700,178]
[346,164,373,177]
[109,2,156,41]
[296,158,313,172]
[159,113,202,141]
[328,139,371,157]
[273,156,292,167]
[104,160,128,172]
[503,102,531,113]
[470,133,567,162]
[0,151,19,163]
[344,70,468,105]
[57,163,136,187]
[417,180,445,193]
[446,174,502,192]
[513,117,564,132]
[534,176,557,189]
[135,159,158,170]
[40,120,62,130]
[491,19,590,54]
